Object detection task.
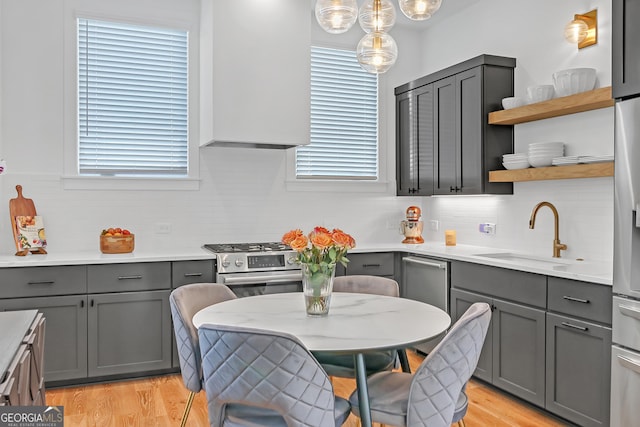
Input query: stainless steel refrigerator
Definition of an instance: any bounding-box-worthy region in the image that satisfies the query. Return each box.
[611,96,640,426]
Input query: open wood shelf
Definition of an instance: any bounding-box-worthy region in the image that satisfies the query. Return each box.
[488,87,614,125]
[488,162,614,182]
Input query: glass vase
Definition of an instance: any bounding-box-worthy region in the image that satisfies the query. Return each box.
[302,263,336,316]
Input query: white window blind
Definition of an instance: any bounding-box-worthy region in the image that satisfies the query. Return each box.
[78,18,188,176]
[297,46,378,179]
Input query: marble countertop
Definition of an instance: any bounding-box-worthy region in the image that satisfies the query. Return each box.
[0,242,612,286]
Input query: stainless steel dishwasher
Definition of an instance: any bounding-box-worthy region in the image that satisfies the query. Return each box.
[401,255,449,353]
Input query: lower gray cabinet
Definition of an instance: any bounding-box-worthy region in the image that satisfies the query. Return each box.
[492,299,546,407]
[546,313,611,427]
[88,290,172,377]
[450,288,493,382]
[0,295,88,382]
[450,288,545,406]
[344,252,395,279]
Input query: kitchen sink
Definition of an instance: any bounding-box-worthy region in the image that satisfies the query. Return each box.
[473,252,578,268]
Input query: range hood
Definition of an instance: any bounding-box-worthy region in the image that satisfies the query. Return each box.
[201,138,309,150]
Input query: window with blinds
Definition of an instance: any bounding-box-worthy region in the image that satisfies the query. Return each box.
[77,18,188,177]
[297,46,378,180]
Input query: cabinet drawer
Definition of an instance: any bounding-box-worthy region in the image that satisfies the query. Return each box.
[451,261,546,308]
[88,262,171,293]
[548,277,612,324]
[0,266,87,298]
[172,260,215,288]
[346,253,394,277]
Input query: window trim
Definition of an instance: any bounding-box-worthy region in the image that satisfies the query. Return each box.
[62,9,200,191]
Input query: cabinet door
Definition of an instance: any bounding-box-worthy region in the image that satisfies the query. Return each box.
[545,313,611,427]
[457,67,483,194]
[613,0,640,99]
[433,76,457,195]
[88,290,171,377]
[0,296,88,382]
[396,85,434,196]
[492,299,546,407]
[450,288,493,383]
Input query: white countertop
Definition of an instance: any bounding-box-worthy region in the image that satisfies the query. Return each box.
[0,242,612,286]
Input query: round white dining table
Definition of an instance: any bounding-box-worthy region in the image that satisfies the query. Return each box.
[193,292,451,427]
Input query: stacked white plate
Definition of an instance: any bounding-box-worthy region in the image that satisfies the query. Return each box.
[528,142,564,167]
[502,153,530,170]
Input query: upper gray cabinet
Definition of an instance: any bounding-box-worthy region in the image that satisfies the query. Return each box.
[613,0,640,99]
[199,0,310,148]
[396,55,515,196]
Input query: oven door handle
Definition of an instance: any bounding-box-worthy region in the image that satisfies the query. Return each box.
[221,272,302,286]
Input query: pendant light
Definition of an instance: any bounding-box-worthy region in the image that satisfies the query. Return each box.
[356,31,398,74]
[359,0,396,33]
[315,0,359,34]
[398,0,442,20]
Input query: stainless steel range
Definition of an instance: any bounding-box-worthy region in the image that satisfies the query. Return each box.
[203,242,302,297]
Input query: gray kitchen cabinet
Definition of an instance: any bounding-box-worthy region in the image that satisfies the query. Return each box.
[396,84,434,195]
[546,313,611,427]
[344,252,395,280]
[170,260,215,367]
[395,54,515,196]
[0,295,88,383]
[449,287,546,406]
[450,288,493,382]
[450,261,546,406]
[87,290,172,377]
[613,0,640,99]
[546,277,612,427]
[0,265,88,383]
[171,260,215,289]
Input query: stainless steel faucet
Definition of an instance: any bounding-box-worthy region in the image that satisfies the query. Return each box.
[529,201,567,258]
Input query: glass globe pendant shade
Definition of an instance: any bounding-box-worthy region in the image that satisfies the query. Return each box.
[358,0,396,33]
[564,18,588,44]
[398,0,442,20]
[315,0,358,34]
[356,32,398,74]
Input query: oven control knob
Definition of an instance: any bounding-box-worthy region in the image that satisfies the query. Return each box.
[235,259,244,267]
[287,255,297,265]
[221,260,230,268]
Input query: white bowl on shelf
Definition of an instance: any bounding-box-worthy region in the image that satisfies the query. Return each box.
[528,155,555,167]
[552,68,596,97]
[527,85,555,103]
[503,159,530,170]
[501,97,527,109]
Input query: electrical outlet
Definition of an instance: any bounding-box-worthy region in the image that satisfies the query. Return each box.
[154,222,172,234]
[479,223,496,235]
[430,220,439,231]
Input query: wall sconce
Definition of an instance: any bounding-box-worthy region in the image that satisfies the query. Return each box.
[564,9,597,49]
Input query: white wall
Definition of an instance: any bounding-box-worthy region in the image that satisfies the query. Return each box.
[0,0,614,262]
[415,0,614,262]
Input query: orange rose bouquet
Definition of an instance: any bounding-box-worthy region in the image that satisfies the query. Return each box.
[282,227,356,315]
[282,226,356,271]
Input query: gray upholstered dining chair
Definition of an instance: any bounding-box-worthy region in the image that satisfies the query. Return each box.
[348,302,492,427]
[313,275,410,377]
[169,283,238,427]
[198,323,352,427]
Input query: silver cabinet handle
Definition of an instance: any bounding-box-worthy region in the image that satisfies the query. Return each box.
[563,295,590,304]
[561,321,588,332]
[402,257,446,269]
[618,354,640,374]
[183,272,203,277]
[117,275,143,280]
[619,304,640,320]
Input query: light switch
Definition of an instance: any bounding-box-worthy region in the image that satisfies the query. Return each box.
[479,223,496,235]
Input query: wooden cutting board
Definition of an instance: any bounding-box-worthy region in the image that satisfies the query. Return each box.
[9,185,47,256]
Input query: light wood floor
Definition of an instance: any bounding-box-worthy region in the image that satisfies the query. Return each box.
[47,350,569,427]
